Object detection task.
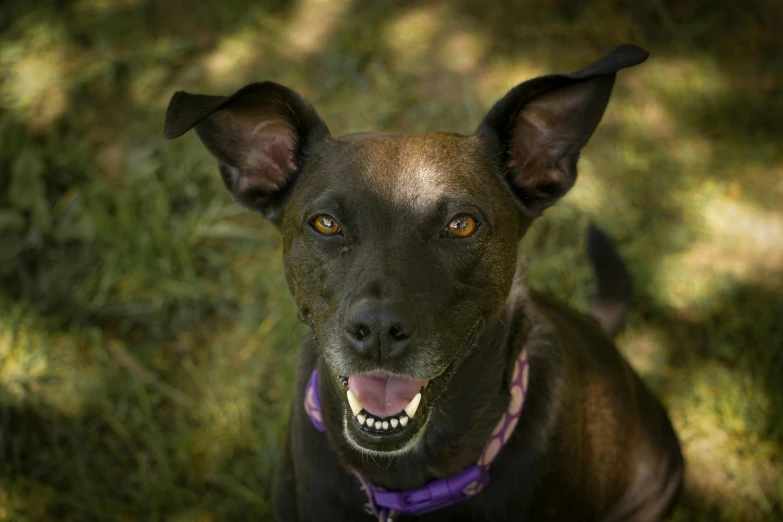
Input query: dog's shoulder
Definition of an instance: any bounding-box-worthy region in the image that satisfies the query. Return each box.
[529,290,626,370]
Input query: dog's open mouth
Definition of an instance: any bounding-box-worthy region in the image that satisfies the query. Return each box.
[341,373,427,434]
[336,355,461,452]
[333,325,479,453]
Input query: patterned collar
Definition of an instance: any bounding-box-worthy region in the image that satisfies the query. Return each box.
[304,349,529,521]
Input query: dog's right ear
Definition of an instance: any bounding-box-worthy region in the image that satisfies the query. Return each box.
[476,44,648,217]
[164,82,330,222]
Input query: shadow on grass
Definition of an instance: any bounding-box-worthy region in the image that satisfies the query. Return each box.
[0,379,283,521]
[631,281,783,520]
[639,280,783,431]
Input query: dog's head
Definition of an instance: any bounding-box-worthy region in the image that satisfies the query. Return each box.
[164,45,648,455]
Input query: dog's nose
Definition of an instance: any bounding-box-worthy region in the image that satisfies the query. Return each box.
[344,298,417,362]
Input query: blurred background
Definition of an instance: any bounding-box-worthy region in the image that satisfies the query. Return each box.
[0,0,781,520]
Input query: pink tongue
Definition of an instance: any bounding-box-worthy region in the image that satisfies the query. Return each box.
[348,373,428,418]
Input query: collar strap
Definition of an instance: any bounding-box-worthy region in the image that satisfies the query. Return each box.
[304,349,529,520]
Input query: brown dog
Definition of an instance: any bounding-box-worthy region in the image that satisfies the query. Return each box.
[164,44,683,521]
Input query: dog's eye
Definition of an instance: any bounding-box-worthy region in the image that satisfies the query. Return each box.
[312,214,341,236]
[445,214,479,238]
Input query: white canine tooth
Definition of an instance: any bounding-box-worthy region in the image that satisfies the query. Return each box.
[357,414,366,425]
[404,393,422,419]
[391,418,399,428]
[400,416,409,427]
[347,390,363,416]
[366,417,375,428]
[382,421,389,430]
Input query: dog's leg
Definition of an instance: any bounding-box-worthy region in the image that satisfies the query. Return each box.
[602,446,683,522]
[602,390,685,522]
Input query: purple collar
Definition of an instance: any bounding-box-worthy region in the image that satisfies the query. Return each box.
[304,349,530,521]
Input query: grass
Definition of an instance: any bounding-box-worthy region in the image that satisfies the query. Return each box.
[0,0,781,520]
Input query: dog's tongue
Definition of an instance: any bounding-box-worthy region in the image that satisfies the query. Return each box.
[348,373,428,418]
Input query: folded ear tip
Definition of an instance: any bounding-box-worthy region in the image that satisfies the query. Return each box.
[163,91,193,139]
[162,122,182,140]
[614,44,650,65]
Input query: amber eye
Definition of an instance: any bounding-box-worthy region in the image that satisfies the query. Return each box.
[445,214,479,238]
[312,214,341,235]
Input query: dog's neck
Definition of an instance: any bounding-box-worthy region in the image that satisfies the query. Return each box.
[319,264,534,490]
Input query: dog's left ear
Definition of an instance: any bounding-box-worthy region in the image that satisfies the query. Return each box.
[476,44,649,216]
[163,82,330,223]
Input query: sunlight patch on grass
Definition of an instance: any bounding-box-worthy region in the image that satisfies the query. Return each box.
[73,0,144,12]
[0,20,70,129]
[621,95,677,140]
[618,326,671,378]
[0,314,105,417]
[611,77,715,171]
[473,58,544,110]
[185,354,261,477]
[700,190,783,271]
[561,161,610,217]
[0,482,55,522]
[385,5,446,69]
[202,32,262,86]
[439,30,486,74]
[0,322,48,403]
[683,224,783,287]
[287,0,352,58]
[639,57,727,100]
[198,23,286,91]
[385,5,487,75]
[669,135,714,170]
[167,233,299,477]
[668,361,779,520]
[653,185,783,310]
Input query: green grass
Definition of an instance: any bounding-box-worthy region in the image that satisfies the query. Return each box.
[1,0,782,520]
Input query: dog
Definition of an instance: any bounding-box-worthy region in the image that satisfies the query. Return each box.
[164,44,683,521]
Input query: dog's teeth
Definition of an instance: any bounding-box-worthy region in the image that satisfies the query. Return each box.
[382,420,389,430]
[357,413,366,425]
[400,416,409,427]
[366,417,375,428]
[347,390,363,416]
[391,418,399,428]
[404,393,421,419]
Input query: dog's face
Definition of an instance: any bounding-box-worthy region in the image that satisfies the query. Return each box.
[164,45,648,455]
[280,133,521,453]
